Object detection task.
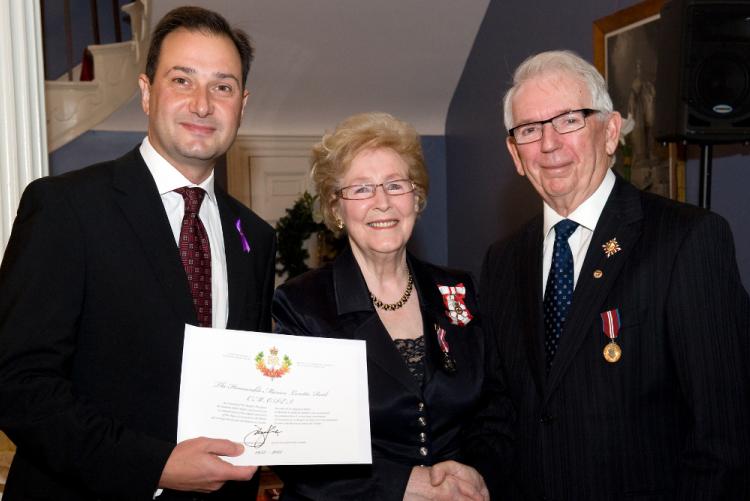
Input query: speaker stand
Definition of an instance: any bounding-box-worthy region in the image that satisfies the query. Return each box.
[698,144,713,209]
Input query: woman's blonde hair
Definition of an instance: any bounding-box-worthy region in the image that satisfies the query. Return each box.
[311,112,429,232]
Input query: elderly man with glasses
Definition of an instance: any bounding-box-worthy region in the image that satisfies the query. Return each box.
[466,50,750,500]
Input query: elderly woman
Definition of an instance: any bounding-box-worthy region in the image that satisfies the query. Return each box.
[272,112,489,501]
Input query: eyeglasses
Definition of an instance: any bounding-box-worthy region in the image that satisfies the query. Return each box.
[337,179,416,200]
[509,108,600,144]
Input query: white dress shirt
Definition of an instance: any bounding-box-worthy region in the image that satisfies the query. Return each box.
[542,169,616,295]
[139,137,229,329]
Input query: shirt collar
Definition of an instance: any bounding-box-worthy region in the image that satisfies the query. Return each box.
[139,136,217,203]
[543,169,616,239]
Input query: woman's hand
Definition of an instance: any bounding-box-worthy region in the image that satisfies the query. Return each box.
[404,463,488,501]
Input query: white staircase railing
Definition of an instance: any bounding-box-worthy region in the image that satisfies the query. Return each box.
[45,0,149,152]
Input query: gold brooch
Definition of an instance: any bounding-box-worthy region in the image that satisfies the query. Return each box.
[602,238,621,258]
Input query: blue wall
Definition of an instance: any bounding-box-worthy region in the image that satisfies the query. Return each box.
[409,136,448,265]
[445,0,750,287]
[50,130,143,175]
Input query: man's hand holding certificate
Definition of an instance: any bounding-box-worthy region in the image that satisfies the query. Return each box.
[177,325,371,466]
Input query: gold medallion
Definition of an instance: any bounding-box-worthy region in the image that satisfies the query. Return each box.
[603,341,622,363]
[602,238,622,258]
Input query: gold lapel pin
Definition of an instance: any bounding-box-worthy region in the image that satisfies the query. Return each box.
[602,238,621,258]
[593,269,603,279]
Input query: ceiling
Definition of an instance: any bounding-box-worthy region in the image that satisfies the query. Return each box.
[95,0,490,136]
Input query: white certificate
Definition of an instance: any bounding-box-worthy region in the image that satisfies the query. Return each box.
[177,325,372,465]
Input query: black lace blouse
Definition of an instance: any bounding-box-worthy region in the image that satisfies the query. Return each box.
[393,335,425,386]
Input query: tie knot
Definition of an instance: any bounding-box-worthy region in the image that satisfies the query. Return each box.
[554,219,579,241]
[175,187,206,215]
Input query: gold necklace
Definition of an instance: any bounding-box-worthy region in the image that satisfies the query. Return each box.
[369,271,413,311]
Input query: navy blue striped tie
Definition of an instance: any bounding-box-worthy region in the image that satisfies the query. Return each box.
[543,219,579,374]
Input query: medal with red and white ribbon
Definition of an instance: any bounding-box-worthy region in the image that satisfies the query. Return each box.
[600,308,622,363]
[435,324,457,374]
[438,284,473,326]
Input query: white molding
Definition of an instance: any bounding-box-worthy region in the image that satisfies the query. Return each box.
[0,0,48,256]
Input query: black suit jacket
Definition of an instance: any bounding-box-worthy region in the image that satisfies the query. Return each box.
[473,176,750,500]
[0,148,276,500]
[271,246,485,500]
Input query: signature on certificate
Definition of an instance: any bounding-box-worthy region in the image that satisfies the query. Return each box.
[244,424,282,449]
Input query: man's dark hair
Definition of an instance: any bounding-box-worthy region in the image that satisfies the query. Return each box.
[145,6,254,88]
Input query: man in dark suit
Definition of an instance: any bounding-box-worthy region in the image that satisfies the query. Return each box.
[0,7,275,500]
[471,50,750,500]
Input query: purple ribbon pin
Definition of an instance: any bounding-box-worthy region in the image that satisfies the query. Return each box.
[235,218,251,253]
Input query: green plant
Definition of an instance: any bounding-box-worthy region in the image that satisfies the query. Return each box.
[275,192,345,280]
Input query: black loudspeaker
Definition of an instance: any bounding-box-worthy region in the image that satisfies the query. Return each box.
[654,0,750,143]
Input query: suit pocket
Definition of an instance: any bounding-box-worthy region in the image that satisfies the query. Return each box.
[599,305,640,330]
[618,307,641,329]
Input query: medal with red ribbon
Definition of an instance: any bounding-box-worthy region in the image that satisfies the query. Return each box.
[438,283,473,326]
[600,308,622,363]
[435,324,457,374]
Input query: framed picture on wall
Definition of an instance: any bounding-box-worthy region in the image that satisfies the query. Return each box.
[594,0,686,201]
[0,430,14,494]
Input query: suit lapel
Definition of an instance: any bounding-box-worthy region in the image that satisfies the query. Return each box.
[333,247,422,396]
[351,314,423,396]
[410,256,449,387]
[518,217,547,397]
[111,149,196,324]
[544,177,643,404]
[217,191,255,330]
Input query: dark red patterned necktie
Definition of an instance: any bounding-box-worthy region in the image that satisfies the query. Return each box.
[175,187,212,327]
